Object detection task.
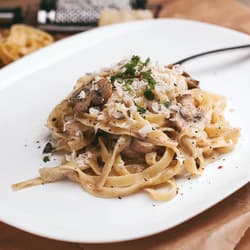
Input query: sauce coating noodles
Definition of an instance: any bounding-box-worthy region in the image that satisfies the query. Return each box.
[13,56,240,201]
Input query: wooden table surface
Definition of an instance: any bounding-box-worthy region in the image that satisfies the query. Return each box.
[0,0,250,249]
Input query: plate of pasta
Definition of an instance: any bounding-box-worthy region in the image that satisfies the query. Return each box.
[0,19,249,243]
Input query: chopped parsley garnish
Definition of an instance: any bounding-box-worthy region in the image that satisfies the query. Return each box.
[123,55,140,75]
[140,70,156,90]
[144,89,154,100]
[124,83,132,91]
[144,57,150,66]
[43,142,54,154]
[137,106,146,114]
[43,155,50,163]
[163,101,170,108]
[111,55,152,83]
[125,79,133,85]
[124,79,133,91]
[111,72,124,83]
[111,55,157,100]
[140,69,156,100]
[111,55,142,83]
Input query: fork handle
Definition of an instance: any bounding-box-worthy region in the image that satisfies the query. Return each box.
[173,44,250,65]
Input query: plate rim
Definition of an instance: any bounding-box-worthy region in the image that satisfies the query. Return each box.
[1,178,248,244]
[1,18,249,85]
[0,18,249,243]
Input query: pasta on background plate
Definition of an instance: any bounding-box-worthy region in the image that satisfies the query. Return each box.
[13,56,240,201]
[0,24,53,66]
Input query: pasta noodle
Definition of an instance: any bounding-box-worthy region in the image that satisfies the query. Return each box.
[12,56,240,201]
[0,24,53,66]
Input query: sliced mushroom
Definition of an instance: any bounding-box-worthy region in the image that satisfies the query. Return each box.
[166,64,174,69]
[71,87,91,113]
[176,94,193,106]
[186,78,199,89]
[166,65,199,89]
[171,94,205,130]
[182,71,199,89]
[182,71,190,78]
[71,78,112,113]
[122,138,157,158]
[91,78,112,106]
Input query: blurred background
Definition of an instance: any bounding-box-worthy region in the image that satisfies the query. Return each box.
[0,0,249,67]
[0,0,249,34]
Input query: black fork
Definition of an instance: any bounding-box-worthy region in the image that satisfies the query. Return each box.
[173,44,250,65]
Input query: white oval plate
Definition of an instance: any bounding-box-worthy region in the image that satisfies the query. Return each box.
[0,19,249,243]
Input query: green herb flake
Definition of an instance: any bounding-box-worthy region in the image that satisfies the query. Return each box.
[43,155,50,163]
[140,70,156,90]
[111,56,140,83]
[144,57,150,66]
[124,79,133,91]
[144,89,154,100]
[123,55,141,76]
[137,106,146,114]
[111,56,155,95]
[124,84,131,91]
[111,72,124,83]
[43,142,54,154]
[163,101,171,108]
[125,79,133,84]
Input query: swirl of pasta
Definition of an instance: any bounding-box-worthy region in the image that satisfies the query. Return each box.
[12,56,240,201]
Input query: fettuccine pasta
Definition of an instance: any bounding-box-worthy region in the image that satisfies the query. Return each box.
[0,24,53,66]
[13,56,240,201]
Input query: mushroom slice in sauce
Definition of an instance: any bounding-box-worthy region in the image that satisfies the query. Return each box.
[172,94,205,130]
[71,78,112,113]
[166,65,199,89]
[182,72,199,89]
[122,138,157,158]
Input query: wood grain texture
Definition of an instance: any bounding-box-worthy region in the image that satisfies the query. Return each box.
[157,0,250,34]
[0,0,250,249]
[0,184,249,250]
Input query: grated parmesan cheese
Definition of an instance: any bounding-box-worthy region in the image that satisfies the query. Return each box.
[176,154,185,164]
[65,150,76,162]
[94,75,102,81]
[173,64,184,75]
[138,124,153,137]
[115,121,130,129]
[97,113,105,120]
[63,119,74,132]
[89,107,100,115]
[91,82,99,91]
[114,81,124,97]
[112,111,124,119]
[94,123,99,134]
[77,90,86,99]
[131,79,147,90]
[134,97,143,105]
[75,152,93,166]
[129,104,137,114]
[75,131,81,137]
[152,102,160,113]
